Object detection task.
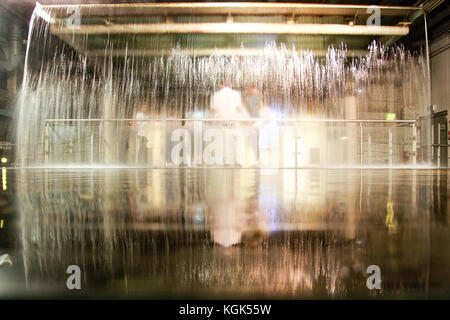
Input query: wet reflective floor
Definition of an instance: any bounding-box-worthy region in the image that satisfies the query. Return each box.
[0,168,449,298]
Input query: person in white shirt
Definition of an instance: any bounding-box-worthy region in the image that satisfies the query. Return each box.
[133,103,149,164]
[135,107,147,137]
[146,109,166,167]
[210,83,252,166]
[210,82,248,120]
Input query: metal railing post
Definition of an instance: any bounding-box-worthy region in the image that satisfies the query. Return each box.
[44,122,49,164]
[360,123,363,166]
[389,129,393,167]
[412,123,417,166]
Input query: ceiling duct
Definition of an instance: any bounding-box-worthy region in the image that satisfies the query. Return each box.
[33,2,424,57]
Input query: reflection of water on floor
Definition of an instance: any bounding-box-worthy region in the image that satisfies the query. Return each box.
[0,169,449,298]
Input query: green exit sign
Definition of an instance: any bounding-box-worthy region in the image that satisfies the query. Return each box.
[386,113,396,120]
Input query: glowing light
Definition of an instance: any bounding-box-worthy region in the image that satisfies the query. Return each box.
[0,220,3,229]
[385,201,397,233]
[194,207,204,222]
[1,158,7,163]
[386,113,396,120]
[193,111,204,119]
[355,88,364,95]
[2,168,6,191]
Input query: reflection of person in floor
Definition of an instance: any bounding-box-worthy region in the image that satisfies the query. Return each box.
[211,199,244,247]
[211,197,268,248]
[242,197,269,248]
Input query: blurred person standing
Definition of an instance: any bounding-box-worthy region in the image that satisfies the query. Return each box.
[146,106,167,167]
[243,86,275,166]
[210,82,250,166]
[210,82,248,120]
[129,103,150,164]
[244,85,263,118]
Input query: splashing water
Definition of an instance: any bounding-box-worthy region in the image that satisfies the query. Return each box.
[16,9,430,168]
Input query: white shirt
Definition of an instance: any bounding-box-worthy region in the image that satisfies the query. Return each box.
[135,111,147,137]
[210,87,248,119]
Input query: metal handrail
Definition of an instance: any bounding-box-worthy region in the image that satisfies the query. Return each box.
[45,118,417,124]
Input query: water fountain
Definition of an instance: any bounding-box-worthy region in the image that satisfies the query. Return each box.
[7,3,448,299]
[16,2,430,168]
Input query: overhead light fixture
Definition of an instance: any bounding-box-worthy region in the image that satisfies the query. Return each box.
[51,23,409,36]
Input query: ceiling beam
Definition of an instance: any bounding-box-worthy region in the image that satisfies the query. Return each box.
[39,2,423,19]
[51,23,410,36]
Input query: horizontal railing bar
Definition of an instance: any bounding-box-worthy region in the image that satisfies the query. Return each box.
[45,118,417,123]
[85,48,369,58]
